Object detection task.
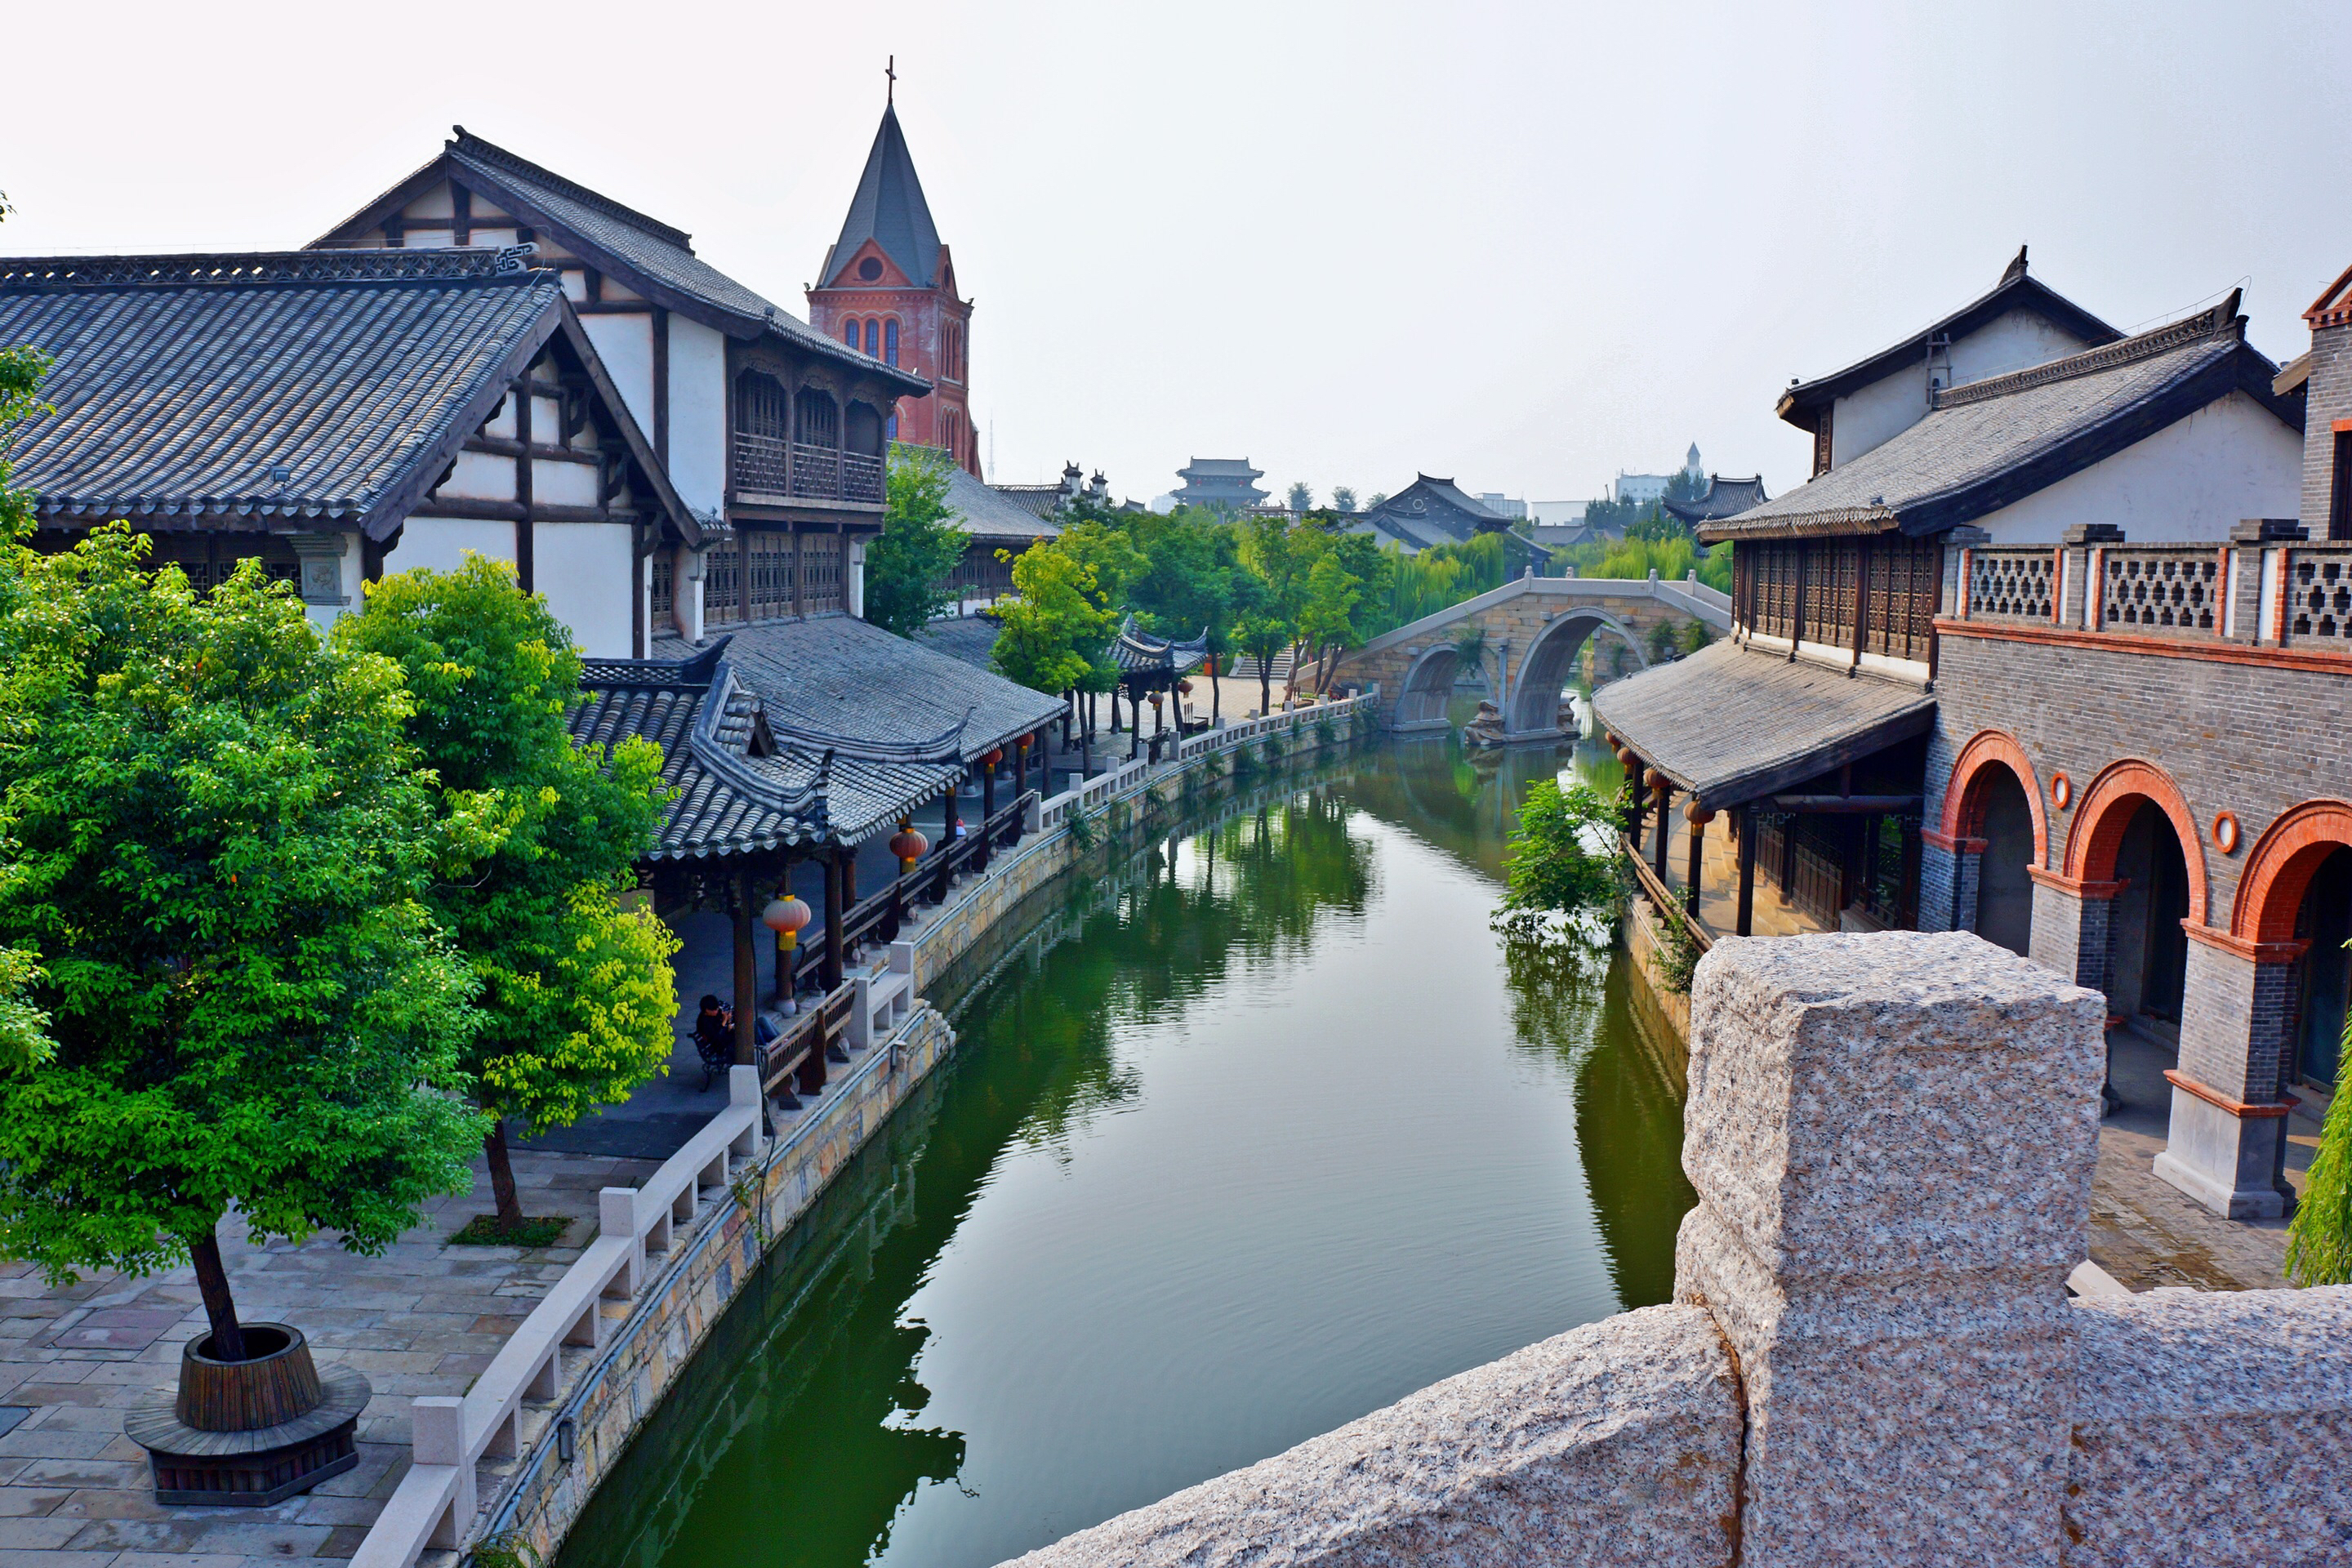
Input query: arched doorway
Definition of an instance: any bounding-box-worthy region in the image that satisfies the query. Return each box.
[2232,801,2352,1092]
[1504,610,1648,737]
[1976,771,2038,957]
[2068,762,2207,1027]
[2293,849,2352,1088]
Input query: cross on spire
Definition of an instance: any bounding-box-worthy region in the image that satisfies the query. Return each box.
[886,56,895,104]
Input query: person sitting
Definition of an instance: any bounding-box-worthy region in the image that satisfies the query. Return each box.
[690,994,733,1090]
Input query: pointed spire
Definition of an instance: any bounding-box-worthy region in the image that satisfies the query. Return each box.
[820,99,943,290]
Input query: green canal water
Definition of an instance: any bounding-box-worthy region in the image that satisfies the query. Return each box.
[559,736,1694,1568]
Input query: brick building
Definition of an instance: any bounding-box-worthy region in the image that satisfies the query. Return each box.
[1599,250,2342,1227]
[806,100,978,475]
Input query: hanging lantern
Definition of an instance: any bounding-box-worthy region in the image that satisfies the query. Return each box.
[982,746,1004,768]
[1178,679,1194,697]
[1018,733,1032,751]
[762,893,812,949]
[890,819,929,871]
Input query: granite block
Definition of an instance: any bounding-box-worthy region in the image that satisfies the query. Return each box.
[1002,1305,1741,1568]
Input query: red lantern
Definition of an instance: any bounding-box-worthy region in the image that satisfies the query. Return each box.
[982,746,1004,768]
[762,893,812,949]
[1178,679,1194,696]
[890,822,929,871]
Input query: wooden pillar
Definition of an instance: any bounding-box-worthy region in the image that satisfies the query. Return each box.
[1650,773,1672,880]
[1014,734,1030,799]
[1737,808,1758,937]
[982,755,996,828]
[731,866,757,1066]
[822,851,846,993]
[513,379,535,594]
[1685,804,1708,918]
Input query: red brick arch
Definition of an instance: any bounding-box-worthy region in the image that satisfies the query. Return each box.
[2232,800,2352,945]
[2063,759,2209,925]
[1940,729,2047,866]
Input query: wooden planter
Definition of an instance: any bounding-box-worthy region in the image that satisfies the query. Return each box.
[127,1324,371,1507]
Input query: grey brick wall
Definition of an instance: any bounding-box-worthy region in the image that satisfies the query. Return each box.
[2301,323,2352,534]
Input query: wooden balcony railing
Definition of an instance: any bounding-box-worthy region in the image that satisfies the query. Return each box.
[843,451,884,505]
[731,434,887,507]
[789,443,838,500]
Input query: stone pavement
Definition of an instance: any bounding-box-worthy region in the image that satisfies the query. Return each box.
[0,1144,655,1566]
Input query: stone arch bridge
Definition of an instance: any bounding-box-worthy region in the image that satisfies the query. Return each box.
[1340,573,1732,742]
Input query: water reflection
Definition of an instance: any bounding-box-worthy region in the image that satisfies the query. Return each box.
[560,744,1688,1568]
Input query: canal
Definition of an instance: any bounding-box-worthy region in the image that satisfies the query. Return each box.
[558,734,1694,1568]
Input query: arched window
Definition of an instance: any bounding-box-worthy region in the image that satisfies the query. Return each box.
[884,318,899,367]
[842,319,858,349]
[864,320,880,356]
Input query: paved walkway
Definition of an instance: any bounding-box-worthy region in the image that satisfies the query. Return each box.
[0,1145,654,1565]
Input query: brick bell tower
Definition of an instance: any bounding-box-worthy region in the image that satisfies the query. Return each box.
[808,71,978,476]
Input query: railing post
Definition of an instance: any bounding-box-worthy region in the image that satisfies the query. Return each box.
[411,1397,474,1551]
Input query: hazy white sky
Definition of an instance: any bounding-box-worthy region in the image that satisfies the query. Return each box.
[7,2,2350,506]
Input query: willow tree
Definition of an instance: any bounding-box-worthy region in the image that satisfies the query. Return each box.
[0,525,484,1359]
[338,558,678,1237]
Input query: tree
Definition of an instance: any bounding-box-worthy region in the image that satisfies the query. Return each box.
[1234,608,1294,716]
[0,525,484,1360]
[1298,550,1366,695]
[1286,481,1314,513]
[865,443,970,636]
[2290,996,2352,1284]
[993,539,1116,701]
[337,558,679,1236]
[1331,486,1358,514]
[1491,778,1624,944]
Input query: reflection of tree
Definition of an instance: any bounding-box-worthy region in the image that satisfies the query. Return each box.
[558,781,1383,1568]
[1502,948,1695,1309]
[1339,733,1624,885]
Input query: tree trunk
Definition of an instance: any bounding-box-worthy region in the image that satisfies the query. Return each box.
[189,1227,247,1362]
[1210,653,1222,723]
[1259,662,1272,716]
[484,1118,524,1232]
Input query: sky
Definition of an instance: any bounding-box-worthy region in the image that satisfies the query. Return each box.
[8,1,2352,507]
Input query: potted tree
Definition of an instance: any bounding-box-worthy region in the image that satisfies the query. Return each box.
[0,520,486,1502]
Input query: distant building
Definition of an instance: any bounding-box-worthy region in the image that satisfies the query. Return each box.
[1477,492,1530,521]
[1615,443,1706,506]
[1171,457,1267,512]
[1662,474,1769,532]
[807,98,979,474]
[1348,474,1534,569]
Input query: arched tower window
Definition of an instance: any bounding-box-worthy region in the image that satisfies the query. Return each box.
[864,320,880,357]
[884,318,900,367]
[842,319,858,349]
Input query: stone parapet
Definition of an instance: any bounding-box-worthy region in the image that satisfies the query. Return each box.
[1002,1305,1744,1568]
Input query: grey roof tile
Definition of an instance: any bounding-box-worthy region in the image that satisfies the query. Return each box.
[818,105,944,290]
[1663,475,1768,525]
[1592,641,1936,808]
[1710,300,2292,541]
[0,249,556,532]
[946,466,1060,539]
[653,613,1063,764]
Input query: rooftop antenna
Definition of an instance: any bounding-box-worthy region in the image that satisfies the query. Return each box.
[886,55,896,105]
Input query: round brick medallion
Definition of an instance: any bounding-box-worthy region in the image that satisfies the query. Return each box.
[2213,811,2241,855]
[2051,772,2073,810]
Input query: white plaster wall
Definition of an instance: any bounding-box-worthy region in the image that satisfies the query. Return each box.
[535,522,635,657]
[1831,308,2099,469]
[846,537,866,619]
[581,315,655,435]
[472,227,519,250]
[302,532,363,635]
[381,518,517,576]
[668,318,729,519]
[439,450,516,501]
[535,459,601,510]
[403,183,454,220]
[1976,391,2302,544]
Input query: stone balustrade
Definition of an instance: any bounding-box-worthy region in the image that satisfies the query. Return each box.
[1005,931,2352,1567]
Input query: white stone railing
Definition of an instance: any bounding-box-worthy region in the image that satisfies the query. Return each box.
[351,1068,764,1568]
[1027,691,1377,836]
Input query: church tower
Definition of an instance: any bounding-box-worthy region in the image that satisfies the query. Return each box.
[808,87,978,475]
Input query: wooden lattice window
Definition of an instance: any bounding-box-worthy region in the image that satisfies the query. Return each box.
[650,552,674,619]
[795,389,839,448]
[802,532,843,614]
[706,538,742,626]
[1811,406,1833,476]
[1862,535,1940,662]
[747,530,795,621]
[1808,539,1860,647]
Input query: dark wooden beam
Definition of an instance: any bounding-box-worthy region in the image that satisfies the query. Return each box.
[410,500,616,525]
[1768,794,1922,814]
[732,866,756,1067]
[1737,809,1758,937]
[452,182,472,248]
[461,436,599,466]
[652,306,670,468]
[513,382,534,592]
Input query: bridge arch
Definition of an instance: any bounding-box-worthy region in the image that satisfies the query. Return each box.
[1393,644,1482,730]
[1503,609,1648,737]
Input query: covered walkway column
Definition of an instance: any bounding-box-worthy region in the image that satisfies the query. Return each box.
[1919,828,1988,934]
[2154,929,2301,1218]
[2025,867,2123,996]
[731,865,757,1067]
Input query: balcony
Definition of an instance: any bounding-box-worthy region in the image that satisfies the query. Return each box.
[728,433,885,508]
[1953,537,2352,657]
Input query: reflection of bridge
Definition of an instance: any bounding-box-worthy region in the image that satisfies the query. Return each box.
[1340,574,1732,742]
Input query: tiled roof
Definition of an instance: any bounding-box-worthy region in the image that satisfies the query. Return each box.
[0,249,556,536]
[1592,640,1936,809]
[1110,615,1209,676]
[1707,297,2294,541]
[912,615,1004,671]
[818,105,944,290]
[319,129,927,399]
[987,483,1070,523]
[1663,475,1768,525]
[653,613,1063,764]
[1776,246,2121,429]
[571,643,960,856]
[1181,457,1262,479]
[947,466,1060,540]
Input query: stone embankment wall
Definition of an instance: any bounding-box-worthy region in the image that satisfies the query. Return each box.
[1007,931,2352,1568]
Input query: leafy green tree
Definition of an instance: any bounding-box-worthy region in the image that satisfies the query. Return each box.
[0,525,485,1358]
[2291,992,2352,1284]
[337,558,679,1236]
[993,540,1116,700]
[1492,777,1624,943]
[866,443,971,636]
[1234,608,1294,716]
[1286,481,1314,513]
[1330,486,1358,514]
[0,336,52,1072]
[1298,550,1365,694]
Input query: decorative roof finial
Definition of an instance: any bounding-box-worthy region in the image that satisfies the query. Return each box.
[886,55,896,105]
